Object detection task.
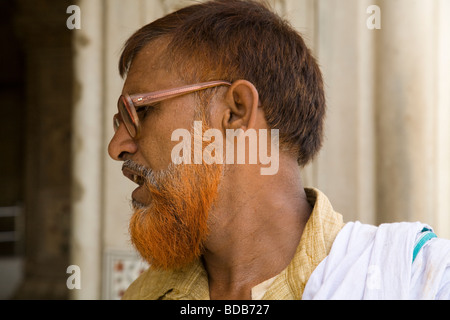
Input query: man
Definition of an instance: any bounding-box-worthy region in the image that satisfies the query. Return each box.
[108,0,450,299]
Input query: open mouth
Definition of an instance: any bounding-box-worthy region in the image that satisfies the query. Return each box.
[131,173,145,186]
[121,161,154,208]
[122,167,146,186]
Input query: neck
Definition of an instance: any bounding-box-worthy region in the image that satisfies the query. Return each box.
[203,155,312,299]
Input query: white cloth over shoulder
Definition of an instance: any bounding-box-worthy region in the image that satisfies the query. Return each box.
[302,221,450,299]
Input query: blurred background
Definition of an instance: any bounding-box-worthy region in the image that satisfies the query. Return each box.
[0,0,449,299]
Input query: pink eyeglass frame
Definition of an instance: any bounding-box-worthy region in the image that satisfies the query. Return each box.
[114,80,231,138]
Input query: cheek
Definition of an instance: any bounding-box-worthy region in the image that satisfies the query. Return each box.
[138,99,196,170]
[137,132,171,171]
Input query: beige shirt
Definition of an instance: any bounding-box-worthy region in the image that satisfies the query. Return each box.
[122,188,345,300]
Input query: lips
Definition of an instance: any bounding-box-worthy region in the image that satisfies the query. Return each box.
[122,165,151,207]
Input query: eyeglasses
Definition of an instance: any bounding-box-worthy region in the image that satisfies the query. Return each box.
[113,80,231,138]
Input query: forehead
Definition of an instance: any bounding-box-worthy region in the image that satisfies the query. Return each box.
[122,38,183,94]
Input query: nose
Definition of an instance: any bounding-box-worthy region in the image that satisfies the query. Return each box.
[108,120,138,161]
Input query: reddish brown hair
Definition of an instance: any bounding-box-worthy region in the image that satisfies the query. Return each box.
[119,0,325,166]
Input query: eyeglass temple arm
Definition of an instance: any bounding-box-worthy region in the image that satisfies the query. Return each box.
[130,80,231,107]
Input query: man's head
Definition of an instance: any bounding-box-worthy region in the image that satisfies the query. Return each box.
[108,0,325,270]
[119,0,325,165]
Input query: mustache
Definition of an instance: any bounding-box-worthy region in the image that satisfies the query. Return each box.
[122,159,152,175]
[122,160,180,189]
[122,160,156,185]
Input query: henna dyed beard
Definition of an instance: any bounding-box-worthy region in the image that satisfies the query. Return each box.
[129,123,223,271]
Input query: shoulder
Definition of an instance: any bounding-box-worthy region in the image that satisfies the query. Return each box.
[334,221,428,253]
[303,221,449,299]
[122,267,174,300]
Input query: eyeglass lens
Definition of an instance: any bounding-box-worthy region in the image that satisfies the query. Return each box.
[113,114,120,132]
[118,96,137,137]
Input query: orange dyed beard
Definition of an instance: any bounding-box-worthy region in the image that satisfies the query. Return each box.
[129,135,223,271]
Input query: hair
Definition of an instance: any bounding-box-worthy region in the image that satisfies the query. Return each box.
[119,0,326,166]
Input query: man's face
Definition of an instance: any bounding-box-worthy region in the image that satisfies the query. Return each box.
[113,41,197,207]
[108,40,224,270]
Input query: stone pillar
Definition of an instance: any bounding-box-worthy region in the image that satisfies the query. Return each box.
[375,0,450,238]
[433,0,450,239]
[71,0,104,299]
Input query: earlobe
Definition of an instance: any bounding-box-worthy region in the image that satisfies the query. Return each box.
[223,80,259,130]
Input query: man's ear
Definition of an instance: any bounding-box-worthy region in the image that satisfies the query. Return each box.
[222,80,259,131]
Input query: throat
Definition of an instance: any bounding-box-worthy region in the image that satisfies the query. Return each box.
[208,281,253,300]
